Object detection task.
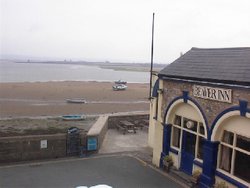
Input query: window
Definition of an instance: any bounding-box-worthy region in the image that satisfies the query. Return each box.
[171,115,206,160]
[174,115,181,126]
[219,130,250,183]
[183,118,197,132]
[236,135,250,152]
[197,136,204,160]
[172,127,181,148]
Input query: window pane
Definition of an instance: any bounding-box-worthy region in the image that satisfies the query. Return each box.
[174,115,181,126]
[236,135,250,152]
[199,123,205,135]
[197,136,204,160]
[172,127,181,148]
[184,118,197,132]
[222,130,234,145]
[219,145,232,172]
[234,151,250,183]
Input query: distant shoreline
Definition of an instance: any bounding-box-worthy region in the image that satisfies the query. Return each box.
[14,60,166,72]
[0,61,151,83]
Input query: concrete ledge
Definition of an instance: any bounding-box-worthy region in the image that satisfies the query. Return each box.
[87,115,109,150]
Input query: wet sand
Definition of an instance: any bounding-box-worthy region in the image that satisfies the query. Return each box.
[0,81,150,118]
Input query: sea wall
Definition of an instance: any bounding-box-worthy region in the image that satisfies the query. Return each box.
[0,113,149,164]
[0,134,66,163]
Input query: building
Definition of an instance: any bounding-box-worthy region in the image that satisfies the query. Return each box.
[149,47,250,188]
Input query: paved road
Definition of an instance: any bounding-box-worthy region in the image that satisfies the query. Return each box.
[0,155,183,188]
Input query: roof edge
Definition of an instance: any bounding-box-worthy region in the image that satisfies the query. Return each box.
[158,74,250,88]
[191,47,250,51]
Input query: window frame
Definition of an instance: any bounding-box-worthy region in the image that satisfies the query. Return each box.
[170,115,206,162]
[218,130,250,184]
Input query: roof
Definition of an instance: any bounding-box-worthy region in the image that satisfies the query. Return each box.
[159,47,250,86]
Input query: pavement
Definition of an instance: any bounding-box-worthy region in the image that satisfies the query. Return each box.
[0,155,183,188]
[99,128,149,154]
[0,128,186,188]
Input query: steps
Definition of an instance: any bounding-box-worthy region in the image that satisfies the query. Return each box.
[168,167,198,188]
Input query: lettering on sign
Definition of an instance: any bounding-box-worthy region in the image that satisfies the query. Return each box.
[193,85,232,103]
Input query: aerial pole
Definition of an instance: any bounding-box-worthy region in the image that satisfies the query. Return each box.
[149,13,155,99]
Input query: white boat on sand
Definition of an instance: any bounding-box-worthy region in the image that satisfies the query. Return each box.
[114,80,127,85]
[112,84,127,91]
[66,98,86,103]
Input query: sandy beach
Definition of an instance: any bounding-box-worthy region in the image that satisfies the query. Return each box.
[0,81,150,118]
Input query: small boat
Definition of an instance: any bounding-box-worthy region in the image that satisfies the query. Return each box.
[62,114,86,121]
[66,98,86,103]
[112,84,127,91]
[114,80,127,85]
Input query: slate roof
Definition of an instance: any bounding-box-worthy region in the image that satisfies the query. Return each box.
[159,47,250,86]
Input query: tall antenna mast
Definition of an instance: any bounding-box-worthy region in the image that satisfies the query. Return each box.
[149,13,155,99]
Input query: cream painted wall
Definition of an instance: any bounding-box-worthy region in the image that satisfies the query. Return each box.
[149,78,164,166]
[148,74,160,148]
[152,120,163,166]
[148,99,156,148]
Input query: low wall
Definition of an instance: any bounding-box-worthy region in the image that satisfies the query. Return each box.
[0,134,66,163]
[0,113,149,163]
[108,113,149,129]
[0,132,87,163]
[87,115,109,151]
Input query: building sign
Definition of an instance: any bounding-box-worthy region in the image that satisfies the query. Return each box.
[193,85,232,103]
[40,140,47,149]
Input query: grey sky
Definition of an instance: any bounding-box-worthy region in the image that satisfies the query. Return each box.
[1,0,250,63]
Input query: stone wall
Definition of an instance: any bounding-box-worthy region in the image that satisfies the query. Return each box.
[0,134,66,163]
[162,79,250,128]
[0,113,149,163]
[0,132,87,163]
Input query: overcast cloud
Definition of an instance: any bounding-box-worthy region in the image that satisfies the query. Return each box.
[1,0,250,63]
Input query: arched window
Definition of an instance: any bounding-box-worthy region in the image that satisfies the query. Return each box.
[166,101,207,163]
[217,116,250,184]
[171,114,206,160]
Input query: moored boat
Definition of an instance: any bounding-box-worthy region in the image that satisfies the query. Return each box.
[62,114,86,121]
[114,80,127,85]
[66,98,86,103]
[112,84,127,91]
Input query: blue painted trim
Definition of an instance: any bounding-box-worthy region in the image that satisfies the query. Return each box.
[163,93,209,139]
[193,159,203,168]
[199,140,219,187]
[162,124,172,155]
[182,91,189,103]
[160,152,166,168]
[163,96,183,123]
[215,170,249,188]
[209,100,250,140]
[152,79,159,97]
[169,147,179,155]
[239,100,248,116]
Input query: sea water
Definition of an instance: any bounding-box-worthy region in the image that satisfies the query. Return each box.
[0,61,149,83]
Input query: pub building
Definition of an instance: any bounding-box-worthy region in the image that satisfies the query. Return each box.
[148,47,250,188]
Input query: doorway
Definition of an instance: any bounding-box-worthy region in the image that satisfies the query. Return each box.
[180,130,196,175]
